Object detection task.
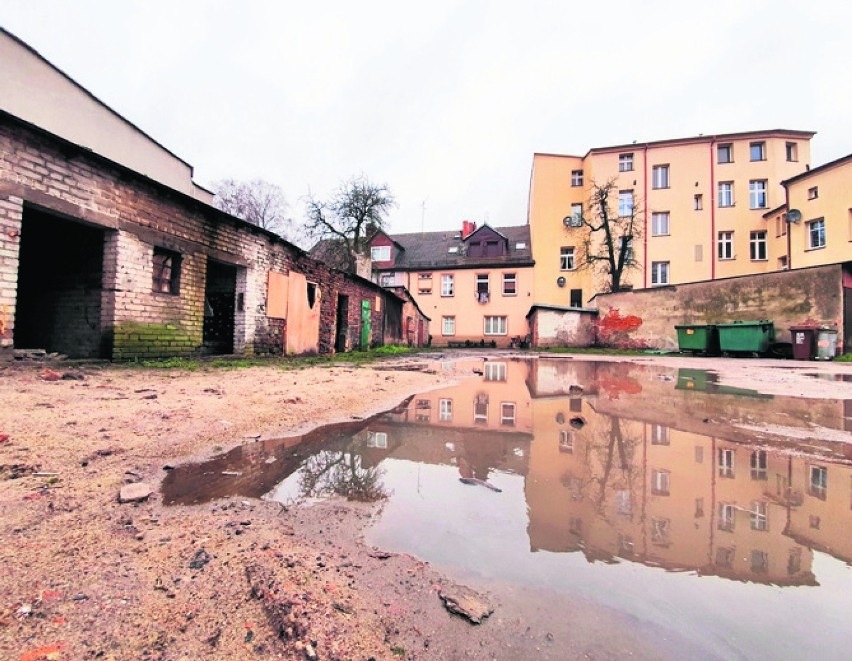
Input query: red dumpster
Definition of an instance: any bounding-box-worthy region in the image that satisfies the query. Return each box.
[789,325,818,361]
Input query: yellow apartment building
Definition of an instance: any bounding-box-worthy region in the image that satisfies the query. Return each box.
[369,223,535,346]
[528,130,816,306]
[763,154,852,272]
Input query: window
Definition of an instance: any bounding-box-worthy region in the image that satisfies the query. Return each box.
[652,164,670,189]
[621,236,634,262]
[749,231,767,260]
[651,212,670,236]
[750,141,766,161]
[750,501,768,531]
[718,231,734,260]
[441,274,454,296]
[570,289,583,308]
[807,218,826,249]
[618,190,634,217]
[379,273,397,287]
[751,550,769,573]
[695,497,705,518]
[786,142,798,162]
[717,143,733,164]
[571,170,583,187]
[750,450,768,480]
[718,448,735,478]
[560,246,575,271]
[718,181,734,207]
[442,316,455,336]
[515,241,527,249]
[418,273,432,294]
[367,431,388,448]
[152,248,181,294]
[651,517,671,546]
[715,546,735,568]
[749,180,768,209]
[651,470,670,496]
[500,402,516,427]
[476,274,489,302]
[617,490,632,516]
[559,430,574,453]
[778,255,788,270]
[439,399,453,422]
[370,245,390,261]
[484,316,507,336]
[473,394,488,424]
[808,186,819,200]
[619,153,634,172]
[651,424,669,445]
[718,503,735,531]
[651,261,669,286]
[447,246,459,254]
[502,273,517,296]
[484,361,507,382]
[788,549,802,575]
[809,465,827,499]
[694,194,703,211]
[570,202,583,223]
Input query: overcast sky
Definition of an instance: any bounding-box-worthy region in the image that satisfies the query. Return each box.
[2,1,850,236]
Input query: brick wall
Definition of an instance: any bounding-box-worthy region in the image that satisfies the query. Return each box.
[593,265,845,351]
[528,307,597,348]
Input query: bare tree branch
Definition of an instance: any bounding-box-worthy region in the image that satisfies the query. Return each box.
[212,178,295,241]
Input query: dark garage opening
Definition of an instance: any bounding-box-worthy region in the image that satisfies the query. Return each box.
[14,207,106,358]
[203,259,237,355]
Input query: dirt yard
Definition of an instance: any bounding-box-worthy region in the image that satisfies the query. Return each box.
[1,352,850,660]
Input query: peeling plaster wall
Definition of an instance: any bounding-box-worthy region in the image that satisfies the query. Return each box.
[594,265,845,351]
[529,309,597,348]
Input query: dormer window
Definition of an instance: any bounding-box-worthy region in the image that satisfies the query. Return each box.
[371,245,390,261]
[448,246,459,254]
[515,242,526,249]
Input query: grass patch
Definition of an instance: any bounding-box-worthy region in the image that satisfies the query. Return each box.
[834,353,852,362]
[134,357,201,370]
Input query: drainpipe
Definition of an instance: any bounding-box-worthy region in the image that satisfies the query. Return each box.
[784,182,792,270]
[710,138,716,280]
[643,144,649,288]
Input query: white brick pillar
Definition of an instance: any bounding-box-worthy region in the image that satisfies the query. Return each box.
[0,195,23,348]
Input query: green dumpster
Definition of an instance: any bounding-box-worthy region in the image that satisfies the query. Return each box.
[675,324,719,355]
[717,321,775,356]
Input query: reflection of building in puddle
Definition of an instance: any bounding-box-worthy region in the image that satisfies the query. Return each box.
[526,361,852,584]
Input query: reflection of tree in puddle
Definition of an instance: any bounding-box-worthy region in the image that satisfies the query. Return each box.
[297,445,388,502]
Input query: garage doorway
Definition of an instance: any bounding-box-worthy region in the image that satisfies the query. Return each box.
[14,206,106,358]
[203,259,237,355]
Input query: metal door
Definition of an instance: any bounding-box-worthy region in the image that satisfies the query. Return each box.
[361,300,371,349]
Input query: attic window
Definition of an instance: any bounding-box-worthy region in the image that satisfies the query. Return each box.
[448,247,459,254]
[371,245,391,261]
[515,242,526,249]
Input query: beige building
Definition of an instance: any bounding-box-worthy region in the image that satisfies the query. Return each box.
[528,130,817,306]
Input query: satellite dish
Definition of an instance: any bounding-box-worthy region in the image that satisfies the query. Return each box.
[787,209,802,223]
[557,276,566,287]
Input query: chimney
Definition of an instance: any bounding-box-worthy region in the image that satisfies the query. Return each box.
[461,220,477,239]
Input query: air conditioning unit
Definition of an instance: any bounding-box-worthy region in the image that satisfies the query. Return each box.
[563,215,582,228]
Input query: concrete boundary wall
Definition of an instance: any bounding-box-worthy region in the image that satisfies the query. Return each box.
[593,264,846,352]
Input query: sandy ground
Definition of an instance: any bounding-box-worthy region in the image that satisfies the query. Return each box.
[1,351,850,660]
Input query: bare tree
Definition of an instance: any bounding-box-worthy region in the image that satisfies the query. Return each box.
[304,175,395,273]
[575,179,643,293]
[212,179,294,240]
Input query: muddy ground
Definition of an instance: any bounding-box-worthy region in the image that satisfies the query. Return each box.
[1,352,850,660]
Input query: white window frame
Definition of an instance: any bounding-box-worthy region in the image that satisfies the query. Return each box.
[500,402,516,426]
[439,398,453,422]
[571,170,583,187]
[618,190,634,217]
[652,164,670,189]
[441,274,454,296]
[651,261,669,286]
[751,450,768,480]
[718,503,735,531]
[367,431,388,448]
[618,153,634,172]
[786,142,798,162]
[484,316,507,336]
[502,272,517,296]
[749,180,768,209]
[484,361,507,381]
[750,501,768,531]
[570,202,583,223]
[718,181,734,208]
[718,231,734,260]
[809,465,827,498]
[651,211,670,236]
[560,246,575,271]
[717,143,733,164]
[370,245,391,261]
[750,231,767,260]
[694,194,703,211]
[442,316,455,336]
[750,141,766,161]
[807,218,826,249]
[559,430,574,453]
[652,469,671,495]
[718,448,735,478]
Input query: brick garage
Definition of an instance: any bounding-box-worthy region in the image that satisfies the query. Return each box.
[592,264,849,352]
[0,112,421,359]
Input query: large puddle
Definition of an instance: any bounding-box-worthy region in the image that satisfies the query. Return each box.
[163,358,852,659]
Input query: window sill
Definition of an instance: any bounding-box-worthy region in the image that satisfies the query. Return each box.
[718,204,736,208]
[651,233,670,238]
[560,268,576,272]
[750,258,768,262]
[804,245,826,252]
[750,158,767,162]
[750,207,768,211]
[652,186,671,191]
[502,292,517,297]
[718,257,736,261]
[441,294,455,297]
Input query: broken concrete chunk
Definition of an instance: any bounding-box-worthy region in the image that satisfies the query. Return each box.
[438,583,494,624]
[119,482,153,503]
